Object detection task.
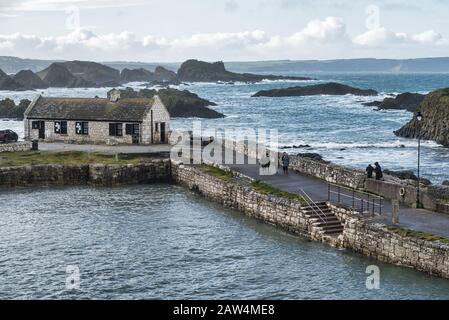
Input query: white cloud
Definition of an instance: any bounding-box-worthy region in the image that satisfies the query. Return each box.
[0,16,448,61]
[353,27,443,46]
[287,17,347,44]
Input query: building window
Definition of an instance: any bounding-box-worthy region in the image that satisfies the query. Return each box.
[125,124,140,135]
[155,122,159,132]
[75,122,89,135]
[109,123,123,137]
[54,121,67,134]
[32,121,40,129]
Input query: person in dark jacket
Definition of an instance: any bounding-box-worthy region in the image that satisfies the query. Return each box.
[374,162,383,180]
[282,152,290,175]
[366,164,374,179]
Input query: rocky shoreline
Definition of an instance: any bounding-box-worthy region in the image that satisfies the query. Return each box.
[364,92,425,112]
[395,88,449,147]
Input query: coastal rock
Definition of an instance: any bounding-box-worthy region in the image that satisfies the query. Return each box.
[120,66,178,84]
[252,82,378,97]
[281,144,311,149]
[363,92,425,112]
[153,66,178,82]
[177,59,312,82]
[37,63,96,88]
[0,68,26,91]
[120,68,154,83]
[59,61,121,86]
[107,88,224,119]
[394,88,449,147]
[13,70,48,89]
[384,169,431,186]
[296,153,328,163]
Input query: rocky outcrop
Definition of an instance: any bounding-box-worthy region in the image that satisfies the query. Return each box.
[0,68,26,91]
[384,169,431,186]
[107,87,224,118]
[363,92,425,112]
[177,59,312,82]
[120,68,154,83]
[37,63,96,88]
[394,88,449,146]
[153,66,178,82]
[252,82,378,97]
[13,70,48,89]
[0,98,31,119]
[59,60,121,86]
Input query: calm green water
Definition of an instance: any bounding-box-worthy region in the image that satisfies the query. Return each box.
[1,184,449,299]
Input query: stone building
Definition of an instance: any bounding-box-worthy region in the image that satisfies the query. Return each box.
[24,93,170,145]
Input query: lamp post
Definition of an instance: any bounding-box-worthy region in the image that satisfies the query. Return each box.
[416,111,423,208]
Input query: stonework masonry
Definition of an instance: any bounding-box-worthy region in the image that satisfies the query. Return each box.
[0,160,171,187]
[0,142,31,153]
[343,217,449,279]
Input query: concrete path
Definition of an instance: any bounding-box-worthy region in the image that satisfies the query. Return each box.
[228,162,449,238]
[38,142,171,155]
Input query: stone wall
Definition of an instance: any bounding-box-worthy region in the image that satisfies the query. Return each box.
[0,160,171,187]
[343,218,449,279]
[172,163,326,242]
[0,142,31,153]
[289,155,366,189]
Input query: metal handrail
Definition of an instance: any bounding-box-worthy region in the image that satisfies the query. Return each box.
[328,182,383,200]
[300,189,328,226]
[327,183,384,216]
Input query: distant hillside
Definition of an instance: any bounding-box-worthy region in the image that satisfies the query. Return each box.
[224,58,449,74]
[4,56,449,75]
[0,56,61,74]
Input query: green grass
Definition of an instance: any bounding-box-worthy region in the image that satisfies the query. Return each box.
[388,226,449,245]
[202,165,234,181]
[0,151,144,167]
[250,180,306,204]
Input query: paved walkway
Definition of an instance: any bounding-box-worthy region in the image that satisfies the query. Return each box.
[228,162,449,238]
[38,142,171,155]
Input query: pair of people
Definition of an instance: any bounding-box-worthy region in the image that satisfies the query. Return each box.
[261,152,290,175]
[366,162,383,180]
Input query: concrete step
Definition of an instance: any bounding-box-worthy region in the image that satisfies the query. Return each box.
[313,221,343,228]
[322,226,344,235]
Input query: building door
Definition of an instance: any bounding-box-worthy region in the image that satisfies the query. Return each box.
[38,121,45,139]
[160,122,166,143]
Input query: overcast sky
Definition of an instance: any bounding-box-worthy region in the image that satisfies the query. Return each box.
[1,0,449,62]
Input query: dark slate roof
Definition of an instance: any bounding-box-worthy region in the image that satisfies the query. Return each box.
[26,96,154,122]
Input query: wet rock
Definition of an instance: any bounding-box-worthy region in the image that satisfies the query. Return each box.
[253,82,378,97]
[395,88,449,147]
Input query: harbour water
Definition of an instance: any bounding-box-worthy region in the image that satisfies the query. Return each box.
[1,184,449,299]
[1,72,449,182]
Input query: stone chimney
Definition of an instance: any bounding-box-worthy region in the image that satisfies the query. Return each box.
[109,89,121,102]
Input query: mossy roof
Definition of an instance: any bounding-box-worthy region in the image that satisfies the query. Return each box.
[26,96,154,122]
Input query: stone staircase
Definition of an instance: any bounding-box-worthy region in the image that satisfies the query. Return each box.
[303,202,344,236]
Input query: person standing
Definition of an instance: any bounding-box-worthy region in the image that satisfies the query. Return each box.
[374,162,383,180]
[366,164,374,179]
[282,152,290,175]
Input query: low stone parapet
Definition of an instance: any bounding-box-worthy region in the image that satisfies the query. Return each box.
[0,142,31,153]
